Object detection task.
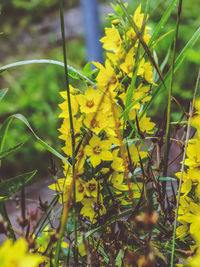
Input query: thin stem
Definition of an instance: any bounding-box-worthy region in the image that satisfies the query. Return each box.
[54,0,77,265]
[163,0,183,191]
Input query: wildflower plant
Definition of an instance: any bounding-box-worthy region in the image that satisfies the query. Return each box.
[0,0,200,266]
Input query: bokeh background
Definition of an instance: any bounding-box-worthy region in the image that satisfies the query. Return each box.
[0,0,199,179]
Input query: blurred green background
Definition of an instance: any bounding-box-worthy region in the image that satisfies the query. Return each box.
[0,0,199,179]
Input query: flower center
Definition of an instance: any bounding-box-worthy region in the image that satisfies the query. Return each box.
[88,183,96,192]
[90,119,99,129]
[86,100,95,108]
[116,39,121,48]
[109,76,117,85]
[93,146,102,155]
[78,183,84,193]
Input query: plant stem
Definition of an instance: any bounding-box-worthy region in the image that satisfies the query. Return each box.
[54,0,77,265]
[163,0,182,193]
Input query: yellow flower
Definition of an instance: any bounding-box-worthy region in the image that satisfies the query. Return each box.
[0,238,44,267]
[120,47,135,78]
[62,137,80,156]
[58,117,82,140]
[85,135,113,167]
[107,47,126,66]
[100,25,122,52]
[86,178,102,198]
[187,247,200,267]
[80,195,106,222]
[176,223,189,240]
[93,59,118,91]
[137,114,155,133]
[48,176,85,203]
[178,195,192,216]
[77,86,102,114]
[58,95,79,118]
[191,114,200,133]
[76,178,86,202]
[185,138,200,169]
[84,112,108,134]
[128,143,148,167]
[109,172,128,192]
[111,150,124,172]
[143,61,156,85]
[133,84,151,102]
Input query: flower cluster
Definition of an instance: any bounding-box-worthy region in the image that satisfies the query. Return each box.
[49,4,156,224]
[176,99,200,265]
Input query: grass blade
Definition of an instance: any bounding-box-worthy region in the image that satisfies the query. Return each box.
[0,142,24,159]
[149,0,177,47]
[0,88,8,102]
[0,59,96,87]
[0,170,37,200]
[11,114,72,167]
[141,26,200,118]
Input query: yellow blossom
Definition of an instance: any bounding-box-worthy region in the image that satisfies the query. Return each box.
[48,176,85,203]
[77,86,102,114]
[100,25,122,52]
[0,238,44,267]
[85,135,113,167]
[111,149,124,172]
[128,143,148,167]
[137,114,155,133]
[143,61,156,85]
[109,172,128,192]
[58,95,79,118]
[120,47,135,78]
[58,117,82,140]
[80,195,106,222]
[93,59,118,91]
[86,178,102,198]
[84,112,108,134]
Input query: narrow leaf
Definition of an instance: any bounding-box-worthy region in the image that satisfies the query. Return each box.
[116,249,124,267]
[0,142,24,159]
[157,176,177,181]
[12,114,72,167]
[0,59,96,87]
[0,170,37,200]
[0,88,8,102]
[141,26,200,117]
[149,0,177,47]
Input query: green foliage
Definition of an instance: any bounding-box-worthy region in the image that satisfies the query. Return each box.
[0,170,37,201]
[0,61,64,176]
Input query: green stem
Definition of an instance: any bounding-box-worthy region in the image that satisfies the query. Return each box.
[54,0,77,265]
[0,204,16,240]
[163,0,182,192]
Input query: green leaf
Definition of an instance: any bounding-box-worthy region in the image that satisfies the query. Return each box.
[0,117,13,153]
[159,177,177,182]
[0,116,14,168]
[82,62,92,77]
[0,143,24,159]
[0,59,96,88]
[111,3,123,16]
[12,114,72,167]
[0,170,37,200]
[116,249,124,267]
[0,88,8,102]
[149,0,177,47]
[141,26,200,117]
